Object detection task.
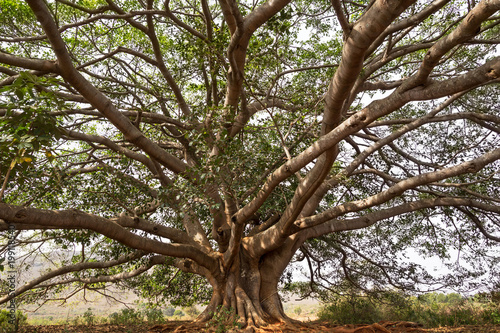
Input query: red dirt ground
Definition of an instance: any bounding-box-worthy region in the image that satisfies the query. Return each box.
[18,321,500,333]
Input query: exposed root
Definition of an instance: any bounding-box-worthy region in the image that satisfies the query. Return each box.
[260,290,293,325]
[17,322,500,332]
[195,291,222,323]
[148,320,427,332]
[235,286,268,327]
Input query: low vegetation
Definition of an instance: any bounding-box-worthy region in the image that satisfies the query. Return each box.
[2,291,499,331]
[9,304,198,327]
[318,291,500,327]
[0,309,27,333]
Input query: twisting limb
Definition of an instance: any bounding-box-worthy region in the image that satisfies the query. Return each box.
[0,202,218,269]
[295,147,500,230]
[0,251,147,305]
[299,198,500,238]
[146,0,193,117]
[400,0,500,91]
[26,0,190,176]
[330,0,352,38]
[458,207,500,242]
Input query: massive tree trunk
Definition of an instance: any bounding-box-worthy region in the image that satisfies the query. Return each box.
[197,247,293,327]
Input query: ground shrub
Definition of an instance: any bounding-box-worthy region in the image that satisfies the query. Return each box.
[206,306,241,333]
[185,305,200,318]
[318,296,381,324]
[164,307,175,317]
[0,309,27,333]
[143,307,166,324]
[108,308,143,325]
[319,291,500,327]
[83,308,96,325]
[173,309,184,318]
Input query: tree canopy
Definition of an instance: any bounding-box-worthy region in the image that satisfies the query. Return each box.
[0,0,499,327]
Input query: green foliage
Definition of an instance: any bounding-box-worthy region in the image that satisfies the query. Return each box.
[0,0,36,31]
[185,305,200,318]
[108,308,143,325]
[293,306,302,316]
[82,308,96,326]
[319,291,500,327]
[173,309,184,317]
[0,72,63,179]
[318,295,381,325]
[142,307,166,324]
[206,306,241,333]
[164,307,175,317]
[0,309,27,332]
[130,264,211,307]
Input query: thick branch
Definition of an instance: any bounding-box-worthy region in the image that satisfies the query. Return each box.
[37,255,168,289]
[0,203,218,269]
[401,0,500,91]
[0,251,146,305]
[302,198,500,239]
[236,57,499,228]
[0,52,59,73]
[295,147,500,230]
[25,0,189,175]
[322,0,416,134]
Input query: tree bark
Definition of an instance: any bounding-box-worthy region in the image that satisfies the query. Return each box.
[196,247,293,327]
